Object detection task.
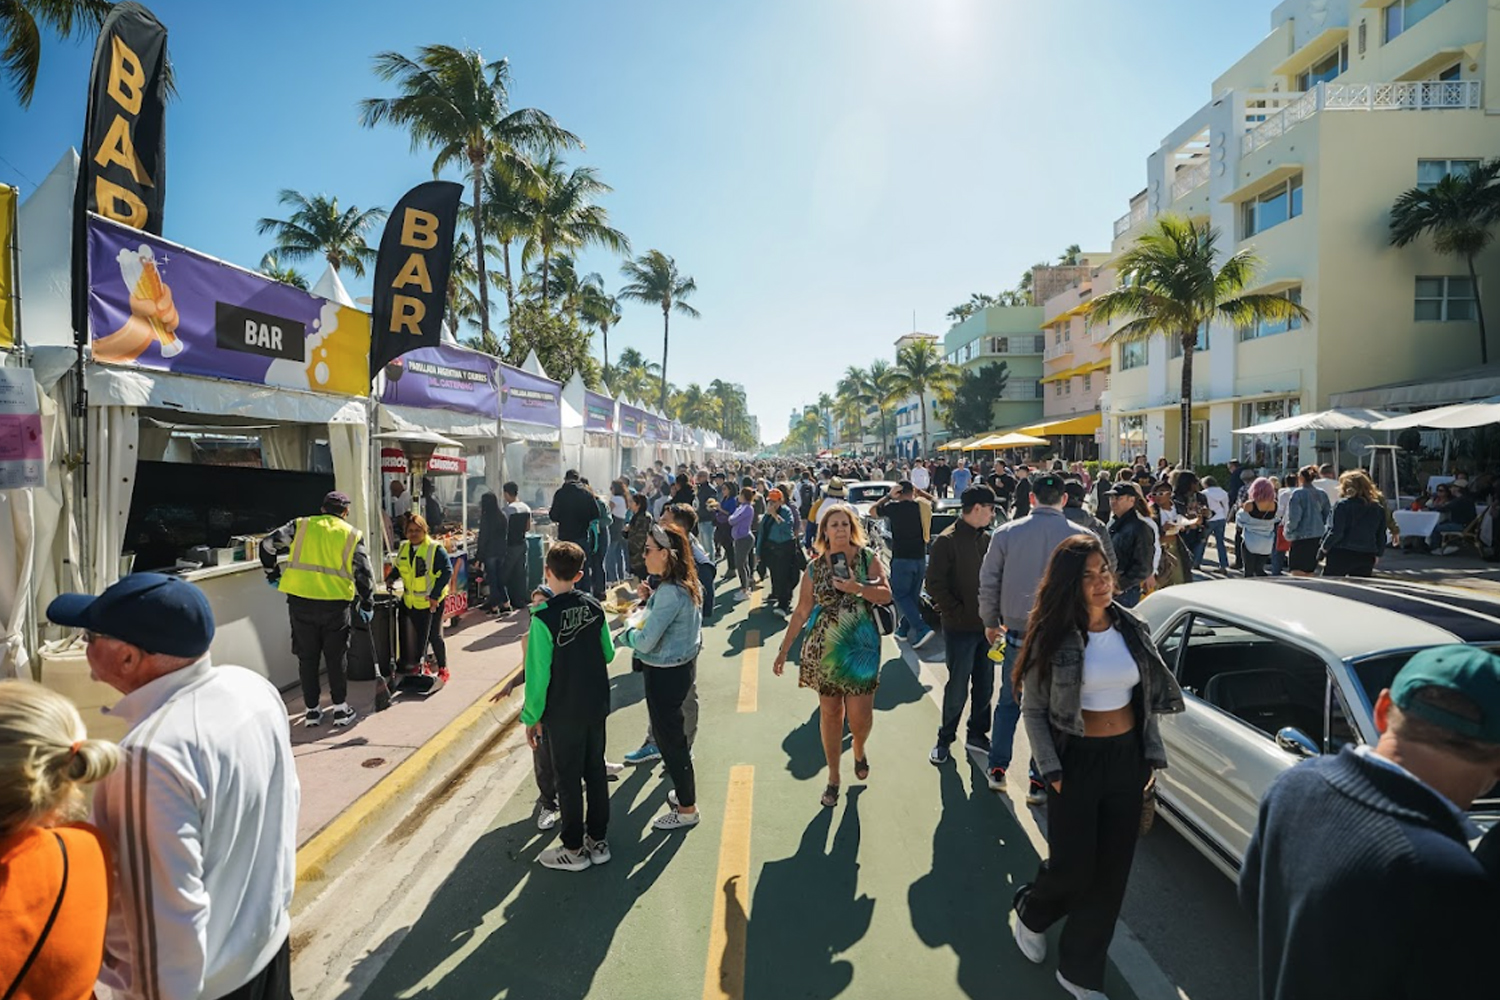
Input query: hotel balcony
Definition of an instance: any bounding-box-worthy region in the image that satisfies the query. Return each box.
[1044,341,1075,363]
[1240,80,1482,157]
[1170,158,1210,202]
[1113,199,1149,241]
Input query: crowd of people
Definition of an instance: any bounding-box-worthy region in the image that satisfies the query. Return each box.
[4,448,1498,1000]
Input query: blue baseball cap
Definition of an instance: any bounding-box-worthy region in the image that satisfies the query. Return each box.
[47,572,215,658]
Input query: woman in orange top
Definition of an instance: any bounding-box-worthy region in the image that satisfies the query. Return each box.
[0,679,121,1000]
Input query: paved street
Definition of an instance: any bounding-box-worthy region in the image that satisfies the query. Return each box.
[293,579,1256,1000]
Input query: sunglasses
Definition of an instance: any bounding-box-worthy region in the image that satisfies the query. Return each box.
[83,630,111,645]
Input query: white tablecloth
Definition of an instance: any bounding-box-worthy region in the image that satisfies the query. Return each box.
[1393,509,1441,543]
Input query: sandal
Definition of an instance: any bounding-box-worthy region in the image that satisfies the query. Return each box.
[854,757,870,781]
[820,783,841,808]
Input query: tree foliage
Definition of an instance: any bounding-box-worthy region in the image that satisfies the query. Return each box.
[944,362,1010,437]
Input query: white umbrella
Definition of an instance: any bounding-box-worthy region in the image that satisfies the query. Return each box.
[1230,407,1395,436]
[1369,397,1500,431]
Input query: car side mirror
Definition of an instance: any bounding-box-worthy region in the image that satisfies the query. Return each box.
[1275,727,1320,759]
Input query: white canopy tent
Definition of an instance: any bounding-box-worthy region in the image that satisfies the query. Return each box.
[1231,407,1396,471]
[1370,397,1500,431]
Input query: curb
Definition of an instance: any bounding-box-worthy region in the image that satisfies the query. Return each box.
[294,669,524,890]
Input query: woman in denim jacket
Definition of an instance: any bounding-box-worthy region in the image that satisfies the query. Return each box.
[619,522,704,832]
[1010,534,1184,999]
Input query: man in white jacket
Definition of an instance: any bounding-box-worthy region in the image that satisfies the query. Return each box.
[48,573,299,1000]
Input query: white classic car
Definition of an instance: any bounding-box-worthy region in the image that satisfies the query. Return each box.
[1136,577,1500,879]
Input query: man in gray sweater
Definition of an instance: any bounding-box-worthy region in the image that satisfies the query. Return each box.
[978,472,1091,803]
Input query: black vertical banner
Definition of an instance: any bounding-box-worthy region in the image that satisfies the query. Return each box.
[69,1,170,341]
[370,180,463,378]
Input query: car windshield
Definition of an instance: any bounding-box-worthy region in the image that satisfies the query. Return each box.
[848,485,892,504]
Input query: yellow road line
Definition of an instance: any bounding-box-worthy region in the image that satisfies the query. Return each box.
[703,765,754,1000]
[738,629,760,713]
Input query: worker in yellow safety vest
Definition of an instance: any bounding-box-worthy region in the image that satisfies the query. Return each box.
[260,490,374,727]
[384,512,455,678]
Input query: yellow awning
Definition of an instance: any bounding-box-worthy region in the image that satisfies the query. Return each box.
[1017,413,1103,437]
[1041,359,1111,384]
[938,437,971,452]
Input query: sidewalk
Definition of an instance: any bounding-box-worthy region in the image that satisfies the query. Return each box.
[285,609,529,848]
[1203,528,1500,595]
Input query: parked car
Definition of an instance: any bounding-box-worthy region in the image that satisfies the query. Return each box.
[843,481,897,518]
[1134,577,1500,879]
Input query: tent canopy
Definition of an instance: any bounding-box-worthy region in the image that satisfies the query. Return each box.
[1230,407,1395,436]
[965,431,1050,450]
[1370,397,1500,431]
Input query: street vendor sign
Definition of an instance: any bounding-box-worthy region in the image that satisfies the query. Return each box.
[370,181,463,377]
[584,390,615,433]
[498,363,561,430]
[0,368,45,489]
[380,343,499,416]
[86,216,371,395]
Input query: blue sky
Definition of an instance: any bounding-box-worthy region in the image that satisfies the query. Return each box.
[1,0,1272,440]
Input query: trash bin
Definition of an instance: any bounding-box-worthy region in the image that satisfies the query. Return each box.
[348,594,398,682]
[526,532,546,591]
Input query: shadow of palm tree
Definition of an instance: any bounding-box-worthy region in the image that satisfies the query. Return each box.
[359,765,683,999]
[744,787,873,1000]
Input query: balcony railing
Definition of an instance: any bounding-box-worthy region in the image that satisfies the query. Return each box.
[1113,200,1149,239]
[1043,341,1075,362]
[1241,80,1482,156]
[1171,159,1211,201]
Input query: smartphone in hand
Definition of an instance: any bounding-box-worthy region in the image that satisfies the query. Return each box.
[830,551,851,580]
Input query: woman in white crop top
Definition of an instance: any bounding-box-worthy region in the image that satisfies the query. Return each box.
[1008,533,1183,997]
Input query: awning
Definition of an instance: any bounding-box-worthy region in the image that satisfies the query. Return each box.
[1041,359,1110,384]
[87,364,368,424]
[380,403,499,440]
[1017,413,1103,437]
[1330,364,1500,411]
[1371,397,1500,431]
[1230,407,1394,436]
[965,431,1050,450]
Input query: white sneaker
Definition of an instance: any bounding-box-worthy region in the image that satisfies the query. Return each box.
[604,760,624,776]
[1013,915,1047,964]
[1437,544,1461,556]
[537,845,592,872]
[536,806,560,831]
[652,808,701,832]
[332,705,357,727]
[735,589,749,600]
[1055,970,1109,1000]
[304,708,323,727]
[584,835,612,865]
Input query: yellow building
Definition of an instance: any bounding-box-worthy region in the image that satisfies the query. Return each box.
[1102,0,1500,470]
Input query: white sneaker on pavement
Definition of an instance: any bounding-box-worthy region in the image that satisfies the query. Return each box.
[1013,915,1047,964]
[536,805,560,831]
[604,761,624,775]
[652,808,701,832]
[1055,970,1109,1000]
[537,845,592,872]
[584,835,612,865]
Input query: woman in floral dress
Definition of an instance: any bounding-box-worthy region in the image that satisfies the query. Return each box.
[773,502,893,807]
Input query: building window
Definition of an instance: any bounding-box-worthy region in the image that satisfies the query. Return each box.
[1118,415,1147,461]
[1438,63,1461,81]
[1357,20,1367,55]
[1417,158,1478,192]
[1120,340,1148,370]
[1241,286,1304,340]
[1239,398,1303,470]
[1033,335,1046,353]
[1167,321,1211,358]
[1415,276,1477,321]
[1064,321,1072,342]
[1386,0,1451,44]
[1054,382,1063,397]
[1064,380,1072,395]
[1083,374,1093,393]
[990,336,1008,354]
[1242,173,1303,238]
[1296,43,1348,91]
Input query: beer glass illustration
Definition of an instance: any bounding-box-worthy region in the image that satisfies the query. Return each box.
[116,244,183,358]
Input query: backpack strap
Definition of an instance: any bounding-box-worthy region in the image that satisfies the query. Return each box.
[4,832,69,1000]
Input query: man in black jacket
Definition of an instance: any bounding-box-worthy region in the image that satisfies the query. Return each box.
[924,485,997,768]
[551,470,600,545]
[1105,482,1155,607]
[1239,645,1500,1000]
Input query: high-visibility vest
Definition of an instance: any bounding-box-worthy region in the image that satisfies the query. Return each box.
[278,515,361,602]
[396,539,448,610]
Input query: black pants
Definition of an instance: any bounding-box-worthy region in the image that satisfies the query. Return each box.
[560,533,595,594]
[546,717,609,850]
[763,539,797,610]
[506,543,529,607]
[532,729,558,810]
[398,604,446,670]
[213,936,290,1000]
[1018,731,1149,991]
[643,660,697,807]
[288,596,350,711]
[1243,550,1270,577]
[1324,548,1377,577]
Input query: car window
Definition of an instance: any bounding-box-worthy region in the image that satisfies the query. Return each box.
[1350,645,1500,711]
[1179,615,1328,743]
[1326,679,1361,752]
[848,485,891,504]
[1156,616,1189,677]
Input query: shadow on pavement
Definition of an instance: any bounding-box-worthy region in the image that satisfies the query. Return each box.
[907,764,1058,998]
[357,765,683,999]
[873,654,927,712]
[780,656,924,780]
[744,787,874,1000]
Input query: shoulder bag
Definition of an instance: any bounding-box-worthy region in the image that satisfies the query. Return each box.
[4,832,69,1000]
[859,548,897,635]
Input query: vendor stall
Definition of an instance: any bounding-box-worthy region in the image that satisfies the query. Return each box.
[41,214,374,692]
[618,402,649,473]
[561,374,620,488]
[498,362,564,510]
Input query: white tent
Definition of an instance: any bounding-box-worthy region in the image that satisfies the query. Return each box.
[559,373,619,488]
[310,264,355,307]
[1370,397,1500,431]
[17,150,79,349]
[1230,408,1395,436]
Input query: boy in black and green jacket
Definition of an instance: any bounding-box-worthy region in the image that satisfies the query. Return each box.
[523,541,617,871]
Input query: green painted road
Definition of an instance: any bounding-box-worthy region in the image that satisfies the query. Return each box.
[355,582,1147,1000]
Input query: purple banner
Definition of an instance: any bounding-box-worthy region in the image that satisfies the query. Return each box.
[653,415,672,442]
[88,216,371,396]
[618,403,648,439]
[499,363,561,428]
[672,419,687,443]
[584,390,615,432]
[380,343,499,416]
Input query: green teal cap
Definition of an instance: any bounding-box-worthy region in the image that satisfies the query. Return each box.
[1391,644,1500,744]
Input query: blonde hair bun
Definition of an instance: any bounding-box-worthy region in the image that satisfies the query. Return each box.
[0,679,123,839]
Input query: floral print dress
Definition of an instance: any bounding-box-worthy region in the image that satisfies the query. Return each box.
[798,548,882,696]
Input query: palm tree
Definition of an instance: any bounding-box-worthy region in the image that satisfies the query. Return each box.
[1390,158,1500,365]
[673,383,722,428]
[446,231,488,346]
[2,0,109,106]
[1059,244,1083,265]
[618,250,700,412]
[521,155,630,314]
[257,252,308,291]
[815,391,836,449]
[255,191,385,277]
[478,149,543,320]
[1090,215,1310,468]
[360,44,579,344]
[578,275,621,371]
[708,379,748,441]
[832,392,864,450]
[607,346,659,403]
[891,340,959,457]
[866,359,902,457]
